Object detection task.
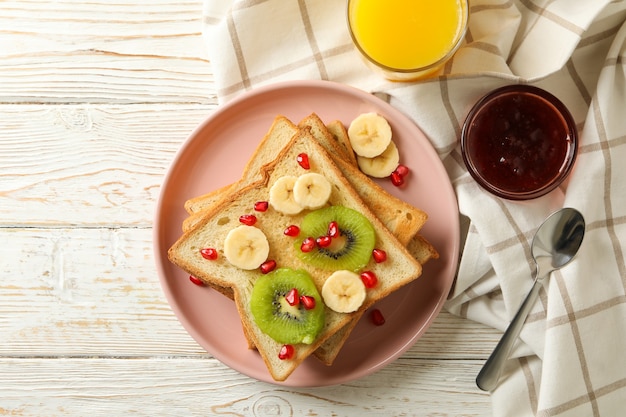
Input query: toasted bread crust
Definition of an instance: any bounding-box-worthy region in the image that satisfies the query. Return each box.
[326,119,358,166]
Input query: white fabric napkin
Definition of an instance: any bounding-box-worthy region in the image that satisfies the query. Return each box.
[202,1,626,415]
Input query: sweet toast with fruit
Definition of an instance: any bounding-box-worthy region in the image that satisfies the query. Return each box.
[168,127,423,381]
[180,113,438,365]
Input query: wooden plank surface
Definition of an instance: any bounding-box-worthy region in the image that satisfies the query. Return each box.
[0,0,215,104]
[0,358,488,416]
[0,104,214,226]
[0,1,497,415]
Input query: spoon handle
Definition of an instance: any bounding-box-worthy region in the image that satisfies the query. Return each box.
[476,278,543,391]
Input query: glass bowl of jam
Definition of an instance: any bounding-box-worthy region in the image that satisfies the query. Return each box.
[461,85,578,200]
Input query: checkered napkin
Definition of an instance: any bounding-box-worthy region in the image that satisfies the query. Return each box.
[203,1,626,415]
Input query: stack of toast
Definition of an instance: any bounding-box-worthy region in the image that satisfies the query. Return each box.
[168,113,438,381]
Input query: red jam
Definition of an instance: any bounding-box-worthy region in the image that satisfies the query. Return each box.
[461,85,577,200]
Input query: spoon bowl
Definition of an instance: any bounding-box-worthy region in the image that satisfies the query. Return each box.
[476,208,585,391]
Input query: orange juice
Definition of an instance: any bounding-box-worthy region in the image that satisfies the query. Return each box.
[348,0,467,77]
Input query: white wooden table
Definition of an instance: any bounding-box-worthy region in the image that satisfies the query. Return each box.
[0,1,498,415]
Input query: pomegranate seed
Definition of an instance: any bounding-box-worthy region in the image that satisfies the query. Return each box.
[300,295,316,310]
[200,247,218,260]
[328,221,339,238]
[316,235,332,248]
[260,260,276,274]
[395,164,410,177]
[285,288,299,306]
[297,153,310,169]
[284,225,300,237]
[278,344,295,360]
[372,248,387,263]
[239,214,257,226]
[360,271,378,288]
[189,275,204,286]
[300,237,316,252]
[371,308,386,326]
[254,201,269,212]
[390,171,404,187]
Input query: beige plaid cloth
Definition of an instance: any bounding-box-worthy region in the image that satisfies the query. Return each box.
[203,1,626,415]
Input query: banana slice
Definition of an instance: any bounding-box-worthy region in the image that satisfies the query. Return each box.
[223,225,270,270]
[293,173,332,210]
[269,176,302,215]
[357,140,400,178]
[347,112,392,158]
[321,270,367,313]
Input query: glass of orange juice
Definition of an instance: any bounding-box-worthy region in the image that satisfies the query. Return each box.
[347,0,468,81]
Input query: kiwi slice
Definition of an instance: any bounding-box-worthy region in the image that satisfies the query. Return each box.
[295,205,376,272]
[250,268,325,345]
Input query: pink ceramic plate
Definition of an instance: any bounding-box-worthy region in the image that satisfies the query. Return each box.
[154,80,459,387]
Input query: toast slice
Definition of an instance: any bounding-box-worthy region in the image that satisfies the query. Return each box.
[168,128,423,381]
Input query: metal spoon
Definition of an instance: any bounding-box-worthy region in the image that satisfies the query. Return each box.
[476,208,585,391]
